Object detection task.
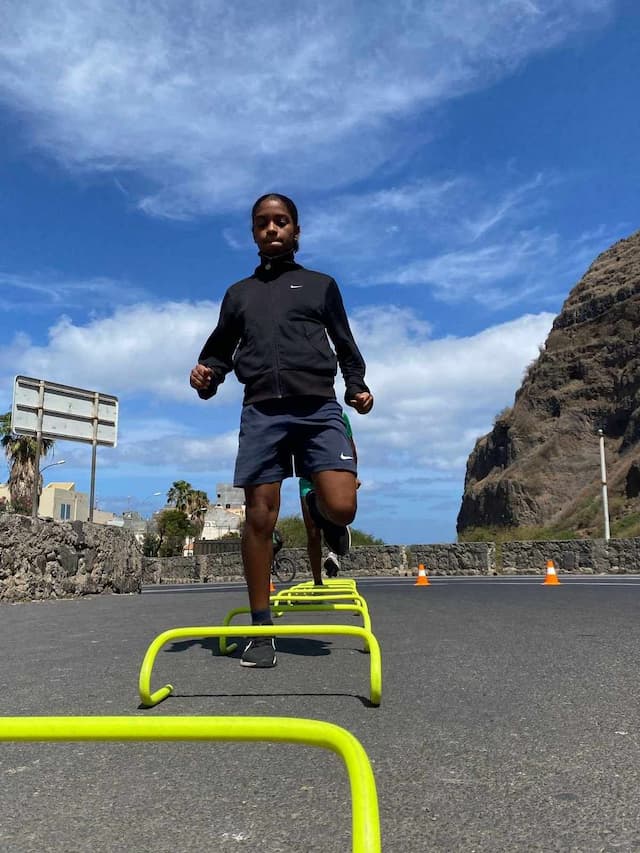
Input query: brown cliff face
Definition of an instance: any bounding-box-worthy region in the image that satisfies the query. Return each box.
[457,229,640,535]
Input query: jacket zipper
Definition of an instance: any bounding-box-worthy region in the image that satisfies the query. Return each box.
[270,279,283,398]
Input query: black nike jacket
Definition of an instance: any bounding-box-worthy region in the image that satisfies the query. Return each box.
[197,257,370,406]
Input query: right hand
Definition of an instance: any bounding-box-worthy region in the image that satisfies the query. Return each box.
[190,363,213,391]
[348,391,374,414]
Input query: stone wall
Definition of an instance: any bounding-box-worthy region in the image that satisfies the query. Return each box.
[145,544,411,584]
[410,542,495,575]
[502,538,640,574]
[4,510,640,603]
[0,513,143,602]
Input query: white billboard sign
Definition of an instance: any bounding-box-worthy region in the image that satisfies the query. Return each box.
[11,376,118,447]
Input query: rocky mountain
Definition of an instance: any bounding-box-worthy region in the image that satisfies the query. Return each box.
[457,229,640,537]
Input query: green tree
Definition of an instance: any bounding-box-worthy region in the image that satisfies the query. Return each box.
[1,411,54,515]
[156,508,195,557]
[142,530,161,557]
[166,481,209,537]
[276,514,384,547]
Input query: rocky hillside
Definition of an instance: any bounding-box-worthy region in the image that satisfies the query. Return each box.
[457,229,640,537]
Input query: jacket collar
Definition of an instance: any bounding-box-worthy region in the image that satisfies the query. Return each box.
[255,251,299,280]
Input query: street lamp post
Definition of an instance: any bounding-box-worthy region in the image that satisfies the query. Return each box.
[32,459,66,519]
[144,491,163,518]
[598,429,610,542]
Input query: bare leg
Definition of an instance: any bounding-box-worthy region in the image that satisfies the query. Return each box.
[312,470,357,526]
[301,495,323,584]
[242,482,281,613]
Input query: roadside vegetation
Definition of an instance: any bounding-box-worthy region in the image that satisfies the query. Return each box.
[276,514,384,547]
[1,410,55,514]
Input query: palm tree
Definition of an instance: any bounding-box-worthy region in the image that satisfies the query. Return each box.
[166,480,193,512]
[186,488,209,538]
[166,481,209,539]
[1,411,54,514]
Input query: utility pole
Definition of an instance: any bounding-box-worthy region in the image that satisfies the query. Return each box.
[598,429,610,541]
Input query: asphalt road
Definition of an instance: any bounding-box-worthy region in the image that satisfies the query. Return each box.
[2,576,640,852]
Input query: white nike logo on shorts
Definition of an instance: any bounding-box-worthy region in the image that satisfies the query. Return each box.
[340,452,353,460]
[290,284,303,288]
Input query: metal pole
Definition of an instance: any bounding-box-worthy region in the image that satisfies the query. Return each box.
[31,381,45,519]
[89,392,99,523]
[598,429,610,541]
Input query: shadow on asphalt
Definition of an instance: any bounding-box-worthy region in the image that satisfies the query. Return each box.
[164,637,336,657]
[140,691,377,709]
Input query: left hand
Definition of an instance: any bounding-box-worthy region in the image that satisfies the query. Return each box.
[349,392,374,414]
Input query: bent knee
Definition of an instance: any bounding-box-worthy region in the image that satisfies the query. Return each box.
[325,498,356,527]
[245,506,278,536]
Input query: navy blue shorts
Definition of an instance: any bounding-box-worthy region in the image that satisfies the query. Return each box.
[233,397,357,487]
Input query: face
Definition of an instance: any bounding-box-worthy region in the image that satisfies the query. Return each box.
[252,198,300,256]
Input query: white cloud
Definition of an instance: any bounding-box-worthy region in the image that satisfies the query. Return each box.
[0,0,613,217]
[348,305,555,470]
[1,295,555,540]
[2,297,554,476]
[0,299,242,405]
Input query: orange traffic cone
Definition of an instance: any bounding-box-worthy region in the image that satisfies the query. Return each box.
[542,559,560,585]
[269,578,276,593]
[415,564,430,586]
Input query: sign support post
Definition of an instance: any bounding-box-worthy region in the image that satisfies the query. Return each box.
[31,380,45,519]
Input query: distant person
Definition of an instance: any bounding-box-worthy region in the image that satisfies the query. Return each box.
[190,193,373,668]
[272,527,283,559]
[300,411,358,582]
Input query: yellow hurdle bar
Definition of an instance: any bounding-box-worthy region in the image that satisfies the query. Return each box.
[273,603,371,631]
[0,715,381,853]
[221,604,372,643]
[138,624,382,708]
[290,579,358,591]
[272,591,369,608]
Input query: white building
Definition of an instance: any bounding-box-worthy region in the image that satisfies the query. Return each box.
[199,505,243,540]
[38,482,89,522]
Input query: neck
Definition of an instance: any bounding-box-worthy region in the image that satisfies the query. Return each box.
[259,249,295,267]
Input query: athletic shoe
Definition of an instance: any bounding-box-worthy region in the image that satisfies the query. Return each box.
[240,637,277,668]
[323,522,351,558]
[324,553,340,578]
[305,491,351,557]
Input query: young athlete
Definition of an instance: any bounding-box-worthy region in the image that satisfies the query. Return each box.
[190,193,373,667]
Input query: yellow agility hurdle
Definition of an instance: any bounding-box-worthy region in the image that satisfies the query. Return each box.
[0,715,381,853]
[139,624,382,708]
[276,590,363,604]
[220,604,372,642]
[291,579,358,591]
[272,590,369,608]
[276,576,359,590]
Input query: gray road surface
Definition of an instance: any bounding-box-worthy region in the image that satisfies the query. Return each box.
[2,577,640,852]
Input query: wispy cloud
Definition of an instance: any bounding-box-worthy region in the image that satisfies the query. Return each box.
[386,225,623,308]
[0,271,148,313]
[0,1,613,217]
[289,174,623,310]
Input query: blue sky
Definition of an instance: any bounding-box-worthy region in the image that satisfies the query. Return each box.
[0,0,638,543]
